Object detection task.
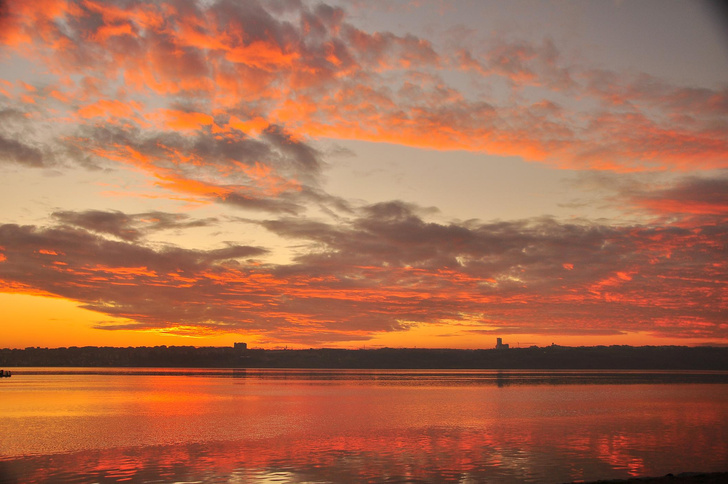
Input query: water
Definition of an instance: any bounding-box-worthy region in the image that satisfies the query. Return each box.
[1,369,727,483]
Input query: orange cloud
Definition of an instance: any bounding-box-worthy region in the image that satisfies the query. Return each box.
[237,162,302,196]
[77,99,141,119]
[0,0,70,46]
[154,109,215,131]
[228,116,268,136]
[224,40,300,69]
[5,0,725,173]
[90,22,134,42]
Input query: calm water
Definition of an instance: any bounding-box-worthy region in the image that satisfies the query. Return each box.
[1,369,727,483]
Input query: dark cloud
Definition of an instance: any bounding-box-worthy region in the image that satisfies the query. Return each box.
[73,123,323,214]
[262,124,322,177]
[631,174,728,220]
[53,210,140,240]
[264,202,630,285]
[202,244,267,262]
[467,327,626,336]
[0,107,27,121]
[572,172,728,224]
[221,192,304,215]
[52,210,218,241]
[0,133,47,167]
[0,106,57,167]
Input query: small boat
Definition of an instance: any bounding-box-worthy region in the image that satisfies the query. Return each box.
[0,370,11,378]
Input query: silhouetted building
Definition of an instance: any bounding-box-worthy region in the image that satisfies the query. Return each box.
[234,342,248,351]
[495,338,509,350]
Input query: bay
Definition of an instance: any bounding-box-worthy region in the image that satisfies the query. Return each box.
[1,368,727,483]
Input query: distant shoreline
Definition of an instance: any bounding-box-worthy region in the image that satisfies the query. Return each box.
[3,345,728,370]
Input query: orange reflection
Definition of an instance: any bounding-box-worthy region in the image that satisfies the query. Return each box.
[2,376,727,483]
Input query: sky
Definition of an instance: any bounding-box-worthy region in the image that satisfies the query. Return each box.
[0,0,726,349]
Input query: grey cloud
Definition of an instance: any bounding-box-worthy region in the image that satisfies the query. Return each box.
[297,185,354,216]
[583,70,728,116]
[262,125,323,178]
[343,25,439,69]
[221,192,304,215]
[0,106,57,168]
[467,327,626,336]
[76,124,323,214]
[203,244,268,262]
[263,202,628,285]
[0,134,47,167]
[633,174,728,216]
[361,200,437,221]
[52,210,219,241]
[53,210,139,240]
[458,38,575,91]
[570,171,728,222]
[0,108,27,122]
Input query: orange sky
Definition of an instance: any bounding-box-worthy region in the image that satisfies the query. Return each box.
[0,0,727,349]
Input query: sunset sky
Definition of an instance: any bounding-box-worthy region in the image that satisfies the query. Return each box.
[0,0,726,349]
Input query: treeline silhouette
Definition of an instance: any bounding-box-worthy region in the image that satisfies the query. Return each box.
[1,345,728,369]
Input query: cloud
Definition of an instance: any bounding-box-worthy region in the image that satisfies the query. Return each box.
[3,0,724,177]
[583,70,728,116]
[466,327,626,337]
[260,201,727,339]
[0,221,271,332]
[0,132,48,167]
[52,210,218,241]
[574,171,728,225]
[0,106,58,167]
[457,38,574,91]
[2,198,724,343]
[629,174,728,222]
[66,122,320,213]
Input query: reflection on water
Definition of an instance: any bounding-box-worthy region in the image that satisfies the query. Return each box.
[1,369,727,483]
[11,367,728,384]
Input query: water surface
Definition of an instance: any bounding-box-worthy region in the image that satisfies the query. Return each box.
[1,369,727,483]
